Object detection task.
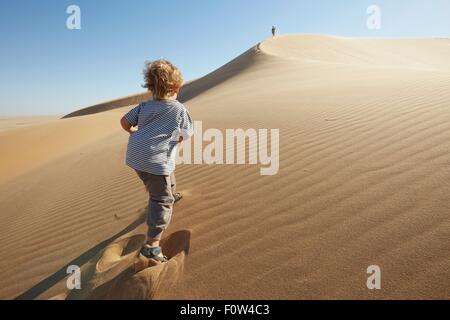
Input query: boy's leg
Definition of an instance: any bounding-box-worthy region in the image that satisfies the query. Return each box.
[135,170,175,246]
[170,171,176,194]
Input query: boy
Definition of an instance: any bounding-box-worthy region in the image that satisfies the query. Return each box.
[120,59,193,263]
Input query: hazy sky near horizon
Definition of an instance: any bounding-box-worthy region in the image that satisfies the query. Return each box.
[1,0,449,116]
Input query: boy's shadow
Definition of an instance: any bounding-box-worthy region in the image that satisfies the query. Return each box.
[15,213,146,300]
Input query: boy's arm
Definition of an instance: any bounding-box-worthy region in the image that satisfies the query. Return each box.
[121,104,141,134]
[120,116,137,134]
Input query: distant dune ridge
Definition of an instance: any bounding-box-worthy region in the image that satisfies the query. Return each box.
[1,34,449,299]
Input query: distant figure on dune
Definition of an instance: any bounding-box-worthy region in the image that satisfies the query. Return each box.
[120,59,193,264]
[272,26,276,37]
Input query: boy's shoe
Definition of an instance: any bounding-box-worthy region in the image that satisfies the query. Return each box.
[173,192,183,204]
[140,245,168,263]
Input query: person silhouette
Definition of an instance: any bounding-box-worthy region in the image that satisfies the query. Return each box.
[272,26,276,37]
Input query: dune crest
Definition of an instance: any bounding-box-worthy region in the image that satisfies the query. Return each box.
[62,35,450,121]
[62,45,263,119]
[260,34,450,70]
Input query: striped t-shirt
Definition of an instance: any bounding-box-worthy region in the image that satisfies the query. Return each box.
[125,99,193,176]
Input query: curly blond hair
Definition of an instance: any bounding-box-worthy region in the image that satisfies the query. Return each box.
[143,59,184,100]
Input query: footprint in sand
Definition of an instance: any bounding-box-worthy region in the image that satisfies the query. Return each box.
[63,231,190,300]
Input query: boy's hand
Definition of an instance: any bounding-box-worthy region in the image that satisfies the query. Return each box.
[130,127,138,135]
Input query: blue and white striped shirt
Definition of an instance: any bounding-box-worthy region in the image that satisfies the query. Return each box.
[125,99,193,176]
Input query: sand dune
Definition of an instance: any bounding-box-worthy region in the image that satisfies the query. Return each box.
[1,34,449,300]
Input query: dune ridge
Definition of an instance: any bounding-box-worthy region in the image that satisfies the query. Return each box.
[62,45,263,119]
[0,34,449,299]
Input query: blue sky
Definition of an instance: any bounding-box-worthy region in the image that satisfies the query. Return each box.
[0,0,449,116]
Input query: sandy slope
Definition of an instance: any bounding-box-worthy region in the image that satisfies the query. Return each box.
[1,34,449,299]
[0,116,60,133]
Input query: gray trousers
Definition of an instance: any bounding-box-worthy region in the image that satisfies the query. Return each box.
[135,170,176,240]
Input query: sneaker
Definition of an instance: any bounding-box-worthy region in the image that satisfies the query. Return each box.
[140,245,168,263]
